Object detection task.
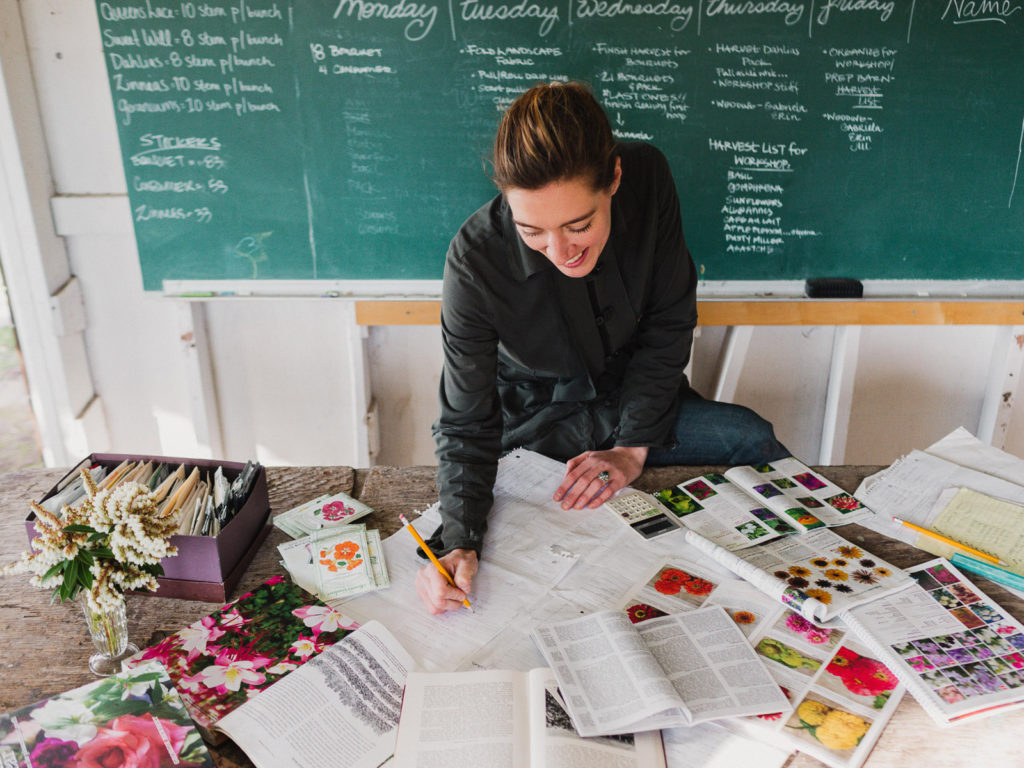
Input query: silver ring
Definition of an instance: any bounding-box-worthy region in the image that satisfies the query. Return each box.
[598,471,611,483]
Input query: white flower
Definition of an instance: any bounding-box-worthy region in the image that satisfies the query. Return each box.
[30,696,98,743]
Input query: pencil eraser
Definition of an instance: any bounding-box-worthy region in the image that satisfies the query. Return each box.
[805,278,863,298]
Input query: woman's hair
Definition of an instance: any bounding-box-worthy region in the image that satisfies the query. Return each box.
[491,81,617,193]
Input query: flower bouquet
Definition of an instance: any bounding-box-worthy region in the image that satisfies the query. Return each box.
[3,469,180,675]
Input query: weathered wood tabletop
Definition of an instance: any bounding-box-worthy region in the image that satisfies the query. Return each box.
[2,464,1022,768]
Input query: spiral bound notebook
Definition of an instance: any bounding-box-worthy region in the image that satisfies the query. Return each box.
[841,558,1024,726]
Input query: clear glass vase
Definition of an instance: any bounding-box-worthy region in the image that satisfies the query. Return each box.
[81,596,139,676]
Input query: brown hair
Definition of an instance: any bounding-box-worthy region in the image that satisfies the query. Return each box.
[491,81,617,193]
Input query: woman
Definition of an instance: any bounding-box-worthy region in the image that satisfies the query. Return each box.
[416,81,788,614]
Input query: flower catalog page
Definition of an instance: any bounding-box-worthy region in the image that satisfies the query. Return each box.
[700,579,905,768]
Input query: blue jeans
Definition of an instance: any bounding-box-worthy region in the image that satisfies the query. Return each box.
[646,391,790,466]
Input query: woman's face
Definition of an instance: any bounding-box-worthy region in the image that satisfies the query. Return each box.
[505,159,621,279]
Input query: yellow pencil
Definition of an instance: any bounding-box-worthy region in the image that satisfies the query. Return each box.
[399,514,474,612]
[892,516,1003,565]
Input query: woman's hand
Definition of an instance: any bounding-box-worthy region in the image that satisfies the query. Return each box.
[414,548,479,615]
[554,445,649,510]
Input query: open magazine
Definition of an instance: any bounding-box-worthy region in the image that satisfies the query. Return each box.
[214,621,416,768]
[0,661,213,768]
[696,580,905,768]
[531,607,789,737]
[607,458,869,548]
[124,575,359,742]
[842,558,1024,726]
[684,527,914,623]
[393,668,666,768]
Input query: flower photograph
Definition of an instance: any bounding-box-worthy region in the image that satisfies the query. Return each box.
[785,693,873,755]
[825,493,864,512]
[756,636,824,676]
[653,487,703,517]
[683,479,716,501]
[751,507,796,533]
[793,472,827,491]
[0,663,211,768]
[754,483,783,499]
[646,565,718,609]
[821,645,899,709]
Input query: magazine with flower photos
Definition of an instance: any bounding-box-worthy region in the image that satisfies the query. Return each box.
[607,458,870,549]
[122,574,359,743]
[683,526,916,623]
[842,558,1024,726]
[0,661,213,768]
[705,579,904,768]
[618,568,906,768]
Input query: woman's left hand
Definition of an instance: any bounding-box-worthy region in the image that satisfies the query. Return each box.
[554,445,649,510]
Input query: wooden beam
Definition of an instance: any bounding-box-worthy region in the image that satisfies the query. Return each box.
[355,300,1024,327]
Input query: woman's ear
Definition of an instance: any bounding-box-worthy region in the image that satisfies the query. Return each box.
[609,156,622,196]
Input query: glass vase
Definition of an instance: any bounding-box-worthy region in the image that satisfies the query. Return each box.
[80,596,139,676]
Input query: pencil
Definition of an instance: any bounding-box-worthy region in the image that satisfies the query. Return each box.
[399,513,474,612]
[892,516,1003,565]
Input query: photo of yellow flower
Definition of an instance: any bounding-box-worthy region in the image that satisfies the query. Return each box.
[824,569,848,581]
[786,693,873,755]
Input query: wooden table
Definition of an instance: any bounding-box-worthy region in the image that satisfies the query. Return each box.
[2,464,1022,768]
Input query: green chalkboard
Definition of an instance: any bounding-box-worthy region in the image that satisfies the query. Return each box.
[96,0,1023,290]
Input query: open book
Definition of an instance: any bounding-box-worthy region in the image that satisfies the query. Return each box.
[683,526,914,623]
[531,607,790,737]
[608,458,869,547]
[393,668,666,768]
[214,621,416,768]
[842,558,1024,726]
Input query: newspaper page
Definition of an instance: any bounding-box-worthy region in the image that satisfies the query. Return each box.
[215,621,415,768]
[532,607,787,737]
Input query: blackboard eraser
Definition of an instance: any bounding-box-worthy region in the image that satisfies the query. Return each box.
[805,278,864,298]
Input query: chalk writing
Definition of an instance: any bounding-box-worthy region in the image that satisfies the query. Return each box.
[576,0,696,32]
[332,0,439,41]
[942,0,1022,24]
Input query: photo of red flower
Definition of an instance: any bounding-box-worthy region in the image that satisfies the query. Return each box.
[626,603,668,624]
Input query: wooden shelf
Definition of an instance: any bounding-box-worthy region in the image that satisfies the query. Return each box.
[355,299,1024,326]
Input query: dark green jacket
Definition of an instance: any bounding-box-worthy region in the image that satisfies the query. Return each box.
[429,143,698,556]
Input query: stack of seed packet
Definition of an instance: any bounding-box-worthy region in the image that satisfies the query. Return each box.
[274,492,389,601]
[273,490,374,537]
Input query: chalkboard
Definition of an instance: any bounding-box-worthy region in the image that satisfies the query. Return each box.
[95,0,1023,290]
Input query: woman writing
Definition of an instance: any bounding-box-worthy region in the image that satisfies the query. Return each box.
[416,81,788,614]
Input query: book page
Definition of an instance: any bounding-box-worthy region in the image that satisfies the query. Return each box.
[528,668,666,768]
[215,621,414,768]
[635,607,790,725]
[393,669,530,767]
[844,558,1024,726]
[661,723,790,768]
[685,527,914,622]
[532,610,690,736]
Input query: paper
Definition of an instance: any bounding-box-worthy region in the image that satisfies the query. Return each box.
[215,621,414,768]
[336,449,718,672]
[932,488,1024,572]
[856,449,1024,546]
[274,490,374,538]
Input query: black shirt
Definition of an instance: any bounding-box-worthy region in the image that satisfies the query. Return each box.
[429,142,698,556]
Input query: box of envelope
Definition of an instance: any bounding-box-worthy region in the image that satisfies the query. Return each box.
[25,453,270,602]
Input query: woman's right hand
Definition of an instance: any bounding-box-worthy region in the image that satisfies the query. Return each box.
[415,548,479,615]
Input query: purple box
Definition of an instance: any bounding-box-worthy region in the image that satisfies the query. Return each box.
[25,453,271,602]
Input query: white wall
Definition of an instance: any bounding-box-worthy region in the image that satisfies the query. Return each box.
[2,1,1022,470]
